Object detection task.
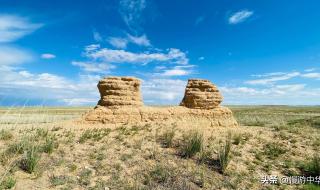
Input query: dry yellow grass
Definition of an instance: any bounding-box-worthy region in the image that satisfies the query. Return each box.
[0,106,319,190]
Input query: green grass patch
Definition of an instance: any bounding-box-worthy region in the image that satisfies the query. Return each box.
[180,131,203,158]
[79,128,111,143]
[263,142,286,159]
[0,129,13,141]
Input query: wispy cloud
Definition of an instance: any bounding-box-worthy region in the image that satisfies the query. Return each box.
[245,72,300,85]
[119,0,146,31]
[142,78,186,104]
[108,37,128,49]
[41,53,56,59]
[0,66,100,106]
[83,45,189,65]
[107,33,151,49]
[246,70,320,85]
[161,68,190,76]
[93,31,103,42]
[0,46,33,65]
[127,34,150,46]
[71,61,115,74]
[157,65,195,77]
[0,15,42,43]
[301,72,320,79]
[228,10,254,25]
[220,84,320,105]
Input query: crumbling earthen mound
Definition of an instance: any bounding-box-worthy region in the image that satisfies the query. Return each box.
[97,76,143,107]
[180,79,222,109]
[83,76,238,127]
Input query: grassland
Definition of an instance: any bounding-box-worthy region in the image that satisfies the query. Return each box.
[0,106,319,190]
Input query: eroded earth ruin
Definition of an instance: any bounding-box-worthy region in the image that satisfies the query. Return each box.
[84,77,238,127]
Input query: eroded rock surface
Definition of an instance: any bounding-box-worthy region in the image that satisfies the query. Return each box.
[83,76,238,127]
[180,79,223,109]
[97,77,143,107]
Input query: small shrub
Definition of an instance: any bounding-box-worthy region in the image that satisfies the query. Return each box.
[162,129,175,148]
[20,145,40,173]
[41,135,58,154]
[198,147,212,164]
[51,126,62,132]
[299,154,320,177]
[36,128,49,139]
[78,168,92,186]
[0,129,13,141]
[69,163,77,172]
[0,176,16,189]
[49,175,68,186]
[149,163,171,183]
[218,133,232,174]
[288,116,320,128]
[79,128,111,143]
[232,133,242,145]
[6,137,31,155]
[181,131,203,158]
[263,142,286,159]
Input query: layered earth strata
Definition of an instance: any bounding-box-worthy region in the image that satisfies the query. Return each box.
[97,77,143,107]
[83,76,238,127]
[180,79,223,109]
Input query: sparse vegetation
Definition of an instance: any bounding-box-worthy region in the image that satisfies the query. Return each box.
[41,135,58,154]
[263,142,287,159]
[180,130,203,158]
[0,129,13,141]
[19,145,40,173]
[0,176,16,189]
[149,163,171,184]
[79,128,111,143]
[0,106,319,189]
[218,132,232,174]
[161,128,175,148]
[49,175,69,186]
[78,168,92,186]
[298,154,320,177]
[232,133,242,145]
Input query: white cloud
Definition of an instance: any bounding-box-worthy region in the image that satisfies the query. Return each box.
[0,67,100,106]
[85,44,100,52]
[85,46,189,65]
[220,84,320,105]
[18,71,34,78]
[245,72,300,85]
[159,65,195,77]
[251,72,287,78]
[198,56,205,61]
[93,31,103,42]
[119,0,146,30]
[246,71,320,85]
[0,15,42,43]
[162,68,190,76]
[304,68,316,72]
[142,78,186,104]
[71,61,115,74]
[127,34,150,46]
[108,37,128,49]
[228,10,254,25]
[41,53,56,59]
[107,33,151,49]
[301,72,320,79]
[0,46,33,65]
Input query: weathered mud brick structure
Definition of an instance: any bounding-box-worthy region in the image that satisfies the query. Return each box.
[84,76,238,127]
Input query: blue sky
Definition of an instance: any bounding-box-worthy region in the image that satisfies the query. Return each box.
[0,0,320,106]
